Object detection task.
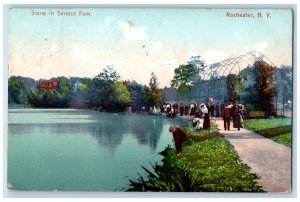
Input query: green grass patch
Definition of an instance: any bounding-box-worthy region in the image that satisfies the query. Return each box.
[244,118,292,147]
[244,118,291,131]
[126,124,263,192]
[185,122,223,143]
[272,133,292,148]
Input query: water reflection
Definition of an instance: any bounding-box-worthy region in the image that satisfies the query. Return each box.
[8,111,187,152]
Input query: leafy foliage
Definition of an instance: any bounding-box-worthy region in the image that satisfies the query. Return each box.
[94,65,120,83]
[126,124,263,192]
[90,66,121,108]
[144,72,164,107]
[171,56,205,97]
[126,81,146,111]
[8,67,165,112]
[277,65,292,101]
[252,60,277,115]
[112,81,131,112]
[27,79,69,108]
[8,77,27,104]
[171,64,201,97]
[126,146,194,191]
[226,74,239,102]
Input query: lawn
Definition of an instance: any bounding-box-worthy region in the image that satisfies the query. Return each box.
[272,133,292,147]
[126,123,263,192]
[244,118,291,130]
[244,118,292,147]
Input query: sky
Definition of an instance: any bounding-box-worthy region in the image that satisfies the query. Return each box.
[9,8,293,87]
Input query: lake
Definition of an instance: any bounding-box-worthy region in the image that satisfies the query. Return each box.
[7,109,187,191]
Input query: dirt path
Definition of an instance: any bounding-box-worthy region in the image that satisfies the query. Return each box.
[214,118,291,193]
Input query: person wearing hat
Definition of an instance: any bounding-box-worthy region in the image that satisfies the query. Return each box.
[169,126,188,156]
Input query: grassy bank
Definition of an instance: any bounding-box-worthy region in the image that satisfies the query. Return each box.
[126,124,263,192]
[244,118,292,147]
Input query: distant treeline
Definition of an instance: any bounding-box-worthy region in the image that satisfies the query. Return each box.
[8,66,164,112]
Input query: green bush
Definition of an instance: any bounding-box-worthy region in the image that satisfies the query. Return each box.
[126,146,195,192]
[28,90,69,108]
[126,124,263,192]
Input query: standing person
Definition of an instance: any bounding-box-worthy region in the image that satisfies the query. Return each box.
[231,103,238,128]
[179,104,184,116]
[160,105,164,113]
[200,104,210,129]
[220,102,225,117]
[195,105,201,118]
[213,103,217,117]
[216,102,220,117]
[169,126,188,156]
[166,104,171,114]
[209,103,215,118]
[206,103,210,116]
[184,105,189,116]
[190,104,195,116]
[235,105,244,131]
[223,104,231,130]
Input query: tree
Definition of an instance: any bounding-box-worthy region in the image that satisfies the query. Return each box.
[188,56,206,69]
[55,77,70,97]
[278,65,292,101]
[252,59,277,115]
[67,77,93,108]
[94,65,120,83]
[91,66,120,108]
[145,72,164,108]
[27,79,72,108]
[171,56,205,97]
[8,77,26,104]
[126,81,146,111]
[113,81,131,112]
[226,74,238,102]
[149,72,158,91]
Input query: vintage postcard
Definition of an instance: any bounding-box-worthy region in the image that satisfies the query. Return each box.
[7,8,293,192]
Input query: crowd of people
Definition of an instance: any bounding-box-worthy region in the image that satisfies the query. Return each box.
[161,101,246,131]
[167,102,246,156]
[222,103,245,131]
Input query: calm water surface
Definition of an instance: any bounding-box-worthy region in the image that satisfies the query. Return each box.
[8,109,187,191]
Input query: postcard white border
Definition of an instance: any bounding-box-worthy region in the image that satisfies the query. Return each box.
[1,1,299,200]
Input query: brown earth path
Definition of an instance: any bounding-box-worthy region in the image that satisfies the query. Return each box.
[214,118,291,193]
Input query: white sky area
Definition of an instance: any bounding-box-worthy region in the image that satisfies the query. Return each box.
[9,8,293,88]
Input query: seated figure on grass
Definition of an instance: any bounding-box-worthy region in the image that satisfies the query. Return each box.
[192,117,203,130]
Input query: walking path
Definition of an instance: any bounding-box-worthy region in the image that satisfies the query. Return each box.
[214,118,291,193]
